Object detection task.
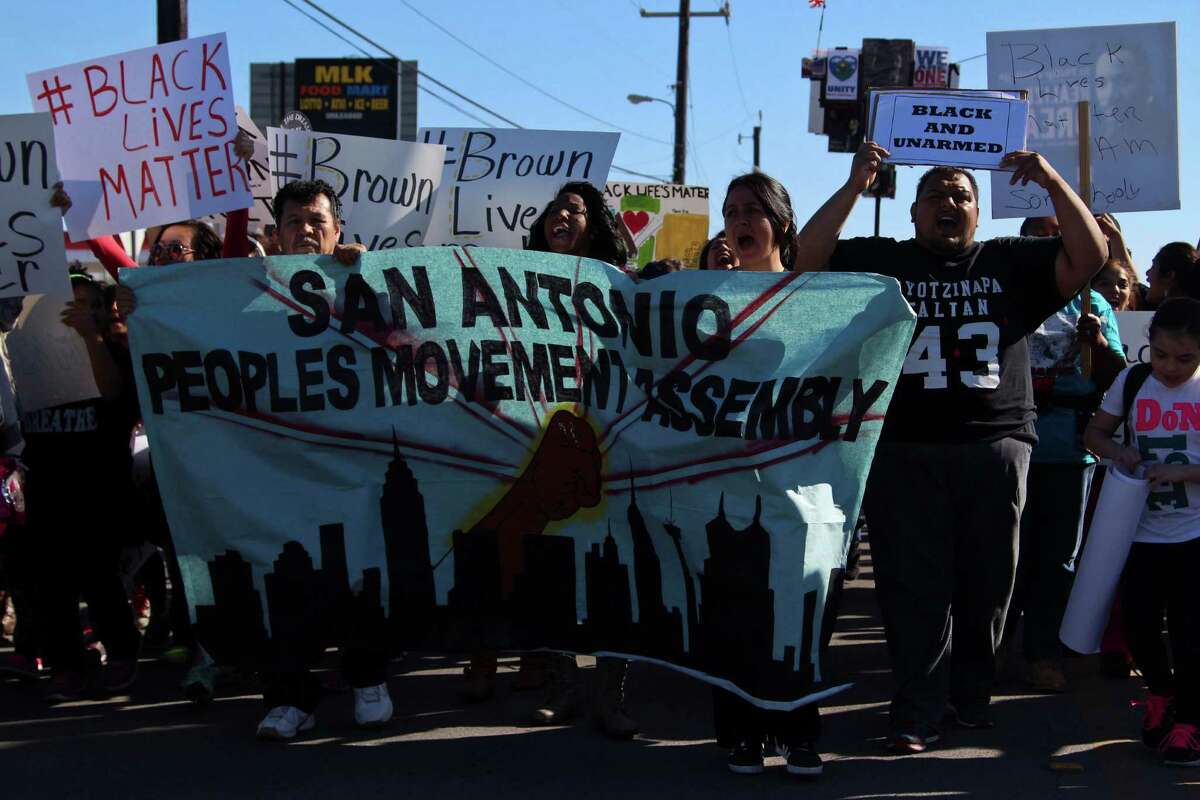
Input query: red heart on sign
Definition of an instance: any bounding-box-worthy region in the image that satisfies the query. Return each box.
[623,210,650,236]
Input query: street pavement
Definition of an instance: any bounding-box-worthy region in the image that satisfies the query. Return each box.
[1,549,1196,799]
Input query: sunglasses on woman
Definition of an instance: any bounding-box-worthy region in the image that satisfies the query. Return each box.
[151,242,195,260]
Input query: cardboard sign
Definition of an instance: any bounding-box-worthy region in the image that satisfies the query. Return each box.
[824,48,860,102]
[1115,310,1152,365]
[986,22,1180,218]
[200,106,273,236]
[0,113,69,298]
[26,33,252,239]
[4,289,99,412]
[417,128,619,249]
[914,47,950,89]
[869,90,1028,170]
[603,182,709,270]
[267,127,445,250]
[125,247,915,708]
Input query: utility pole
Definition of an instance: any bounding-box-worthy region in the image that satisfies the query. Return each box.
[156,0,187,44]
[640,1,730,184]
[738,111,762,171]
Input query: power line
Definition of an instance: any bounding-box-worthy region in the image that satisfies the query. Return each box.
[686,81,707,185]
[610,165,670,182]
[721,7,752,116]
[284,0,664,183]
[277,0,494,126]
[396,0,671,146]
[295,0,523,127]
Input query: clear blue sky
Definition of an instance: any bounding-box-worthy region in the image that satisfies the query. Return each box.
[5,0,1194,275]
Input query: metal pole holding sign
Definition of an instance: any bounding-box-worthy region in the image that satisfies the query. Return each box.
[1077,100,1093,379]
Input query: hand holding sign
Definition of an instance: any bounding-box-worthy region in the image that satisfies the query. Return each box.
[1002,150,1063,190]
[847,141,890,194]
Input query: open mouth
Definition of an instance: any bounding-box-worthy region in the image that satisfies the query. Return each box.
[935,214,959,235]
[551,223,571,240]
[736,234,756,252]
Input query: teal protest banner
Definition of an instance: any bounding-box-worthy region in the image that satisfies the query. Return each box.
[123,248,915,708]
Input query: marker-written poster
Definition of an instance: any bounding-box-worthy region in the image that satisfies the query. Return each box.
[986,22,1179,218]
[417,128,618,249]
[603,182,709,270]
[27,33,253,239]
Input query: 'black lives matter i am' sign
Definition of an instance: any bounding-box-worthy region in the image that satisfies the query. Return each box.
[868,89,1029,171]
[294,58,399,140]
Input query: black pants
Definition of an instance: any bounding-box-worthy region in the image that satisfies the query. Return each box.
[1122,537,1200,724]
[27,484,141,673]
[864,437,1030,733]
[1007,462,1095,662]
[1,521,39,658]
[712,689,821,749]
[260,590,390,713]
[712,568,844,748]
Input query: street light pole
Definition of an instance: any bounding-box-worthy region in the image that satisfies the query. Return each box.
[672,0,689,184]
[738,111,762,171]
[639,1,730,184]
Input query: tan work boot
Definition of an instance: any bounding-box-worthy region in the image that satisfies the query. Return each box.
[512,653,549,692]
[1029,659,1066,693]
[531,655,578,725]
[592,657,639,739]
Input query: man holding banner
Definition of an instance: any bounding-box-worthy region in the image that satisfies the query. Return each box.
[794,141,1107,751]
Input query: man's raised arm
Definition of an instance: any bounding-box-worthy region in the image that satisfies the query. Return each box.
[1001,151,1107,299]
[793,141,890,271]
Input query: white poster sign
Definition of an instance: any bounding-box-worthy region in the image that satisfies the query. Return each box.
[201,106,273,236]
[1115,310,1152,365]
[418,128,619,249]
[4,289,99,412]
[824,48,860,102]
[0,113,69,298]
[914,46,950,89]
[267,128,446,250]
[986,22,1179,218]
[26,33,252,240]
[869,90,1028,170]
[603,182,709,270]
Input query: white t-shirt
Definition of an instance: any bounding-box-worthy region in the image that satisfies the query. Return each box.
[1101,366,1200,544]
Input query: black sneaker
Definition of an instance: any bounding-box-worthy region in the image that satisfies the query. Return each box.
[727,739,764,775]
[783,741,823,778]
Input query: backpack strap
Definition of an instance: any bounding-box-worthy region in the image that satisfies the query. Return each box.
[1122,362,1153,447]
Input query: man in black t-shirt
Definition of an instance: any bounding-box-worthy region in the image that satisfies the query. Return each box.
[794,142,1107,752]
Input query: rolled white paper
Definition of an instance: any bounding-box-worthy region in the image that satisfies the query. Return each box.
[1059,466,1150,654]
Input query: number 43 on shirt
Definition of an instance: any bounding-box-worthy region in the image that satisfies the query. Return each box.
[902,322,1001,390]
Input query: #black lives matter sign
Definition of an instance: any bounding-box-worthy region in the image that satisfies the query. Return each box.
[294,58,398,140]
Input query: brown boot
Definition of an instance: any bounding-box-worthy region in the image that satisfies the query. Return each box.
[513,653,549,692]
[592,657,639,739]
[1029,659,1066,693]
[460,652,497,703]
[531,655,578,725]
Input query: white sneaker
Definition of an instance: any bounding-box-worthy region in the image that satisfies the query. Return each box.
[353,683,393,728]
[256,706,315,740]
